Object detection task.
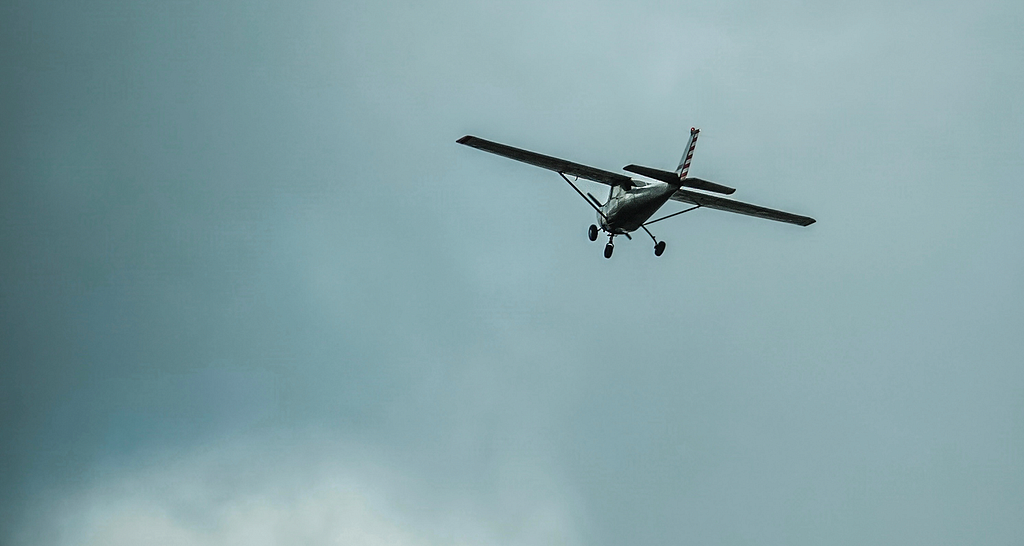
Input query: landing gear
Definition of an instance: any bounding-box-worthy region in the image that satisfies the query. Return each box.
[603,234,616,259]
[588,224,599,241]
[640,225,666,257]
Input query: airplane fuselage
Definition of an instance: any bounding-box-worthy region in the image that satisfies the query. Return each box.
[599,181,679,234]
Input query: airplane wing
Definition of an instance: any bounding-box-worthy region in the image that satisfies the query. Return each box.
[457,135,634,187]
[670,189,816,226]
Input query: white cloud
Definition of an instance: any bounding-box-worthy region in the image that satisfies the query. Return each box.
[16,434,580,546]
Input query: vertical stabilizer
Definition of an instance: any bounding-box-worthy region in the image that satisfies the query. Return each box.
[675,127,700,179]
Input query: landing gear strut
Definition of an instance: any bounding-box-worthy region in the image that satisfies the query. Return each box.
[588,224,599,241]
[640,225,667,257]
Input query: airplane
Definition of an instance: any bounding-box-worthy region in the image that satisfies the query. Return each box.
[457,128,815,258]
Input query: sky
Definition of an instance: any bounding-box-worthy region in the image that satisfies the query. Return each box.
[2,0,1023,544]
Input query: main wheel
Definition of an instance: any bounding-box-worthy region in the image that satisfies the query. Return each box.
[654,241,666,256]
[604,243,614,259]
[588,224,599,241]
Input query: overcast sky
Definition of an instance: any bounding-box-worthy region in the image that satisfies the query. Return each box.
[2,0,1023,544]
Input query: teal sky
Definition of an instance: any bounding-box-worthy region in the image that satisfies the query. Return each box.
[3,0,1023,544]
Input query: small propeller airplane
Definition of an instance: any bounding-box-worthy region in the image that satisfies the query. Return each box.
[457,128,815,258]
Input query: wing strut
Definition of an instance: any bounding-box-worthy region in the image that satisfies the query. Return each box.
[558,173,631,239]
[644,205,701,226]
[559,172,608,222]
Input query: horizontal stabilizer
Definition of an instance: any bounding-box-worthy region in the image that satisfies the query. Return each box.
[623,165,736,195]
[671,189,816,226]
[683,177,737,195]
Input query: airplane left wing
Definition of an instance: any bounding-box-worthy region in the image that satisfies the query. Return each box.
[457,136,634,187]
[670,189,816,226]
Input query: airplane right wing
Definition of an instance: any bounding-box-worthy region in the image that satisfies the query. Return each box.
[457,135,635,187]
[670,189,816,226]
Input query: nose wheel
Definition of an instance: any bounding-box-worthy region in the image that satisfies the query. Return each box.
[593,231,661,259]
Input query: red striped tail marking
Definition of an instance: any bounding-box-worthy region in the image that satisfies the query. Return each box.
[676,127,700,179]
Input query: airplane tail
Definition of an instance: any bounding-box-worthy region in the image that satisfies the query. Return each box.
[675,127,699,179]
[622,127,733,194]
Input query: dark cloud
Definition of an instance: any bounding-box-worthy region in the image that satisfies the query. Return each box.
[3,0,1023,544]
